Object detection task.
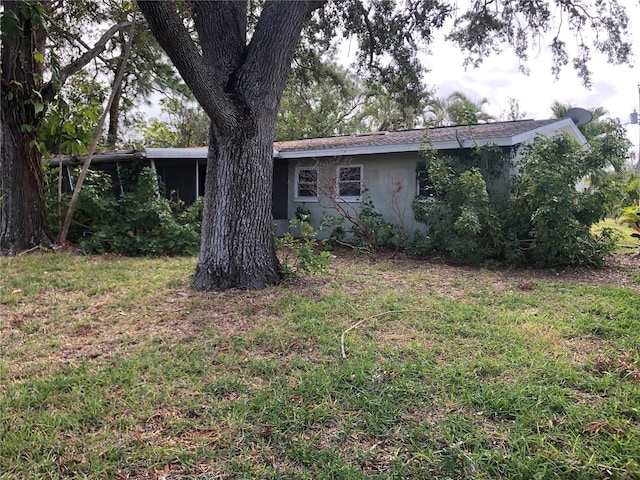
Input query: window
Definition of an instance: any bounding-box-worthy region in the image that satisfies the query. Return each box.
[336,165,363,201]
[416,164,437,202]
[295,167,318,201]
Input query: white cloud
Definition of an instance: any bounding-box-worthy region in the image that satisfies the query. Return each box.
[418,0,639,158]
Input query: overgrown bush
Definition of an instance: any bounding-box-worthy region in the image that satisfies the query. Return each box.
[276,215,331,277]
[413,151,503,263]
[44,163,201,256]
[504,134,621,267]
[413,122,630,267]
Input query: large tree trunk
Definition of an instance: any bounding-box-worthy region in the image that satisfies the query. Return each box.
[139,0,322,290]
[0,0,53,255]
[194,122,280,290]
[0,109,52,255]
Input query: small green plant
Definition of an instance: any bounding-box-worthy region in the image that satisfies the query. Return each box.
[276,215,332,277]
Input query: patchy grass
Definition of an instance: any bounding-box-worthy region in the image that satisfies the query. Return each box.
[1,251,639,479]
[594,217,640,252]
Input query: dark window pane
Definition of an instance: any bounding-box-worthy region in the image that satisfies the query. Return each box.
[340,167,361,182]
[338,166,361,197]
[297,169,317,197]
[339,181,361,197]
[298,184,317,197]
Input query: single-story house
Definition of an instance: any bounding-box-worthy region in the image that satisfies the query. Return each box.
[50,118,586,238]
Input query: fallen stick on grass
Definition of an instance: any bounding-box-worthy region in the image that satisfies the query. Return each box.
[340,309,445,359]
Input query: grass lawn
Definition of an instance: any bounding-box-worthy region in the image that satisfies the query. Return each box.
[593,217,640,253]
[1,251,639,479]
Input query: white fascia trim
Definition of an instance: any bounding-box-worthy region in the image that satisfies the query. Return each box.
[143,147,209,159]
[511,118,587,145]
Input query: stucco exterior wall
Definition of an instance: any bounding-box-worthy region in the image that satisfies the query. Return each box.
[281,151,426,239]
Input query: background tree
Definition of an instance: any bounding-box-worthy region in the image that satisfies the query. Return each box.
[47,0,184,150]
[550,101,610,140]
[133,92,210,148]
[425,91,496,126]
[138,0,633,290]
[360,84,431,131]
[102,15,185,149]
[501,97,528,121]
[276,60,367,140]
[0,0,134,255]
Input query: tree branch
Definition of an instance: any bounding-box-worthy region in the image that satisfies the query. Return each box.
[54,20,135,86]
[137,0,238,130]
[239,1,323,113]
[355,0,375,68]
[192,1,247,81]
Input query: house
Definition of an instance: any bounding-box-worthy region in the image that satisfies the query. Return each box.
[51,118,585,238]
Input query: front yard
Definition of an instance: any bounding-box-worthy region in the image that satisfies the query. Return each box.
[1,251,639,479]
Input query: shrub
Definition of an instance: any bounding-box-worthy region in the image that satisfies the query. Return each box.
[44,164,200,256]
[413,126,629,267]
[276,215,331,277]
[505,134,621,267]
[413,161,502,263]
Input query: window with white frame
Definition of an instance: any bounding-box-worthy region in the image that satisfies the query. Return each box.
[336,165,363,201]
[294,167,318,201]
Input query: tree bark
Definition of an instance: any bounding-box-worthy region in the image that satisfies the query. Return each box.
[139,0,323,290]
[0,109,52,255]
[1,0,53,255]
[193,123,280,290]
[107,80,123,149]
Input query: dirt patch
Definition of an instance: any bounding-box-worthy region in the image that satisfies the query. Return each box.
[331,249,640,292]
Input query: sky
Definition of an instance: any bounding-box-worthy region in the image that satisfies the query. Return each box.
[411,0,640,162]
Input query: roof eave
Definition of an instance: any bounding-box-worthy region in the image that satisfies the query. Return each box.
[45,151,142,166]
[143,147,209,159]
[512,118,587,145]
[275,136,518,159]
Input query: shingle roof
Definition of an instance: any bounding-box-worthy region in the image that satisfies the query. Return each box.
[273,119,567,156]
[51,119,581,166]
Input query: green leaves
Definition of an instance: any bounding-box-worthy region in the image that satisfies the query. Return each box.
[414,130,629,267]
[0,10,22,38]
[32,50,45,64]
[43,165,200,256]
[32,101,44,114]
[40,75,106,156]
